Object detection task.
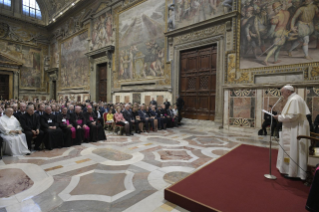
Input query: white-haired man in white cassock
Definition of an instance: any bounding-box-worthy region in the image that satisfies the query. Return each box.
[274,84,310,180]
[0,108,30,156]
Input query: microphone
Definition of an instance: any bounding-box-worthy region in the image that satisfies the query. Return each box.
[272,96,283,109]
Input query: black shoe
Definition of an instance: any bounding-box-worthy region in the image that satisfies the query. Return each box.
[283,174,301,181]
[130,133,134,135]
[26,153,31,155]
[34,147,41,151]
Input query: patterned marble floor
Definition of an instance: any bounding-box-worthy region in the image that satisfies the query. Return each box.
[0,121,276,212]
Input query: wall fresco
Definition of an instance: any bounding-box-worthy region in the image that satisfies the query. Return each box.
[118,0,165,81]
[240,0,319,69]
[60,31,89,89]
[91,11,114,50]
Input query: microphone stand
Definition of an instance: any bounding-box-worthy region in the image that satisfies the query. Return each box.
[264,97,282,180]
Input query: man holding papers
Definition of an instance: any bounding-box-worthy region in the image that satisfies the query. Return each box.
[274,85,310,180]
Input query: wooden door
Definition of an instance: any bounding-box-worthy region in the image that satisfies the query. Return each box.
[98,63,107,102]
[0,74,9,100]
[180,45,217,120]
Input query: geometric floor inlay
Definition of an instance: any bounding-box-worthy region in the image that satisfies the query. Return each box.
[70,172,126,196]
[92,148,133,161]
[163,171,190,184]
[0,168,34,198]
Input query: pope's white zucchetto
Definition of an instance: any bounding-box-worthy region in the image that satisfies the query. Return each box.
[283,84,294,91]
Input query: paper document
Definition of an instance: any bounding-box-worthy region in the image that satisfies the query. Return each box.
[262,109,274,117]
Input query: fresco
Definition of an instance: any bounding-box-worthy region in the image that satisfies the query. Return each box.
[60,31,89,89]
[168,0,232,30]
[51,42,59,68]
[0,41,42,88]
[91,12,114,50]
[240,0,319,69]
[118,0,165,80]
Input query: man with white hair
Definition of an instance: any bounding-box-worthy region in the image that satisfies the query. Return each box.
[14,102,26,121]
[0,108,30,155]
[274,84,310,180]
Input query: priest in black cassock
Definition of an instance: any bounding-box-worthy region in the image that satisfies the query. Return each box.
[41,106,64,150]
[84,105,106,142]
[74,106,89,143]
[20,104,44,151]
[57,107,75,147]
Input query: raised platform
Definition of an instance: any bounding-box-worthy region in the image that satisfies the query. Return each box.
[165,145,309,212]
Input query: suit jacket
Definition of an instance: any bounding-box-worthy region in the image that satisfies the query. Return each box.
[138,110,150,121]
[36,111,45,116]
[176,97,185,109]
[52,111,61,117]
[150,100,157,107]
[40,113,59,130]
[20,113,41,132]
[164,101,171,110]
[123,110,134,122]
[14,111,26,121]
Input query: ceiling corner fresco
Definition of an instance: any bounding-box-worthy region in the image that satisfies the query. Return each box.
[44,0,77,18]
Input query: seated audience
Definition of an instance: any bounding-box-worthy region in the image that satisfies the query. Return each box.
[132,106,142,133]
[41,106,64,150]
[74,106,89,143]
[168,105,177,127]
[84,105,106,142]
[36,103,45,116]
[0,108,30,155]
[14,103,26,121]
[94,104,104,124]
[57,107,76,147]
[51,104,60,116]
[138,105,154,133]
[68,105,75,115]
[20,104,44,151]
[148,105,158,131]
[123,104,135,135]
[114,106,130,135]
[164,99,171,110]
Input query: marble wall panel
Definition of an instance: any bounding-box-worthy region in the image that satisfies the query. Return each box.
[306,87,319,122]
[60,31,89,89]
[117,0,165,81]
[228,89,256,128]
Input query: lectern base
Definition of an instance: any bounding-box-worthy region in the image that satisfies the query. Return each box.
[264,174,277,180]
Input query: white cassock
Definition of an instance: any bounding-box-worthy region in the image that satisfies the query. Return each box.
[0,115,30,156]
[276,93,310,180]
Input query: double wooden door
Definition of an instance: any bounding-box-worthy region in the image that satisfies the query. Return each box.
[0,74,9,100]
[98,63,107,102]
[180,45,217,120]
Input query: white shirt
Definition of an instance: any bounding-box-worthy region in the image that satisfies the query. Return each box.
[0,115,22,135]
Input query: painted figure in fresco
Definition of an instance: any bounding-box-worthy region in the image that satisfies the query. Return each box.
[288,0,319,60]
[222,0,233,14]
[168,3,176,30]
[245,5,267,58]
[262,2,290,66]
[106,13,113,39]
[209,0,218,15]
[179,0,192,20]
[240,6,254,58]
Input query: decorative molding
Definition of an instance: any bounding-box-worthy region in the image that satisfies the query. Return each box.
[174,25,226,45]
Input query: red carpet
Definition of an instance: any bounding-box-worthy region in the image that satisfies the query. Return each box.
[165,145,310,212]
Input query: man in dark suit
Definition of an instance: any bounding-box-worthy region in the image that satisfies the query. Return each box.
[14,103,27,121]
[51,104,60,117]
[20,104,44,151]
[41,106,64,150]
[176,95,185,124]
[138,105,154,133]
[57,107,76,147]
[164,99,171,110]
[36,103,45,116]
[123,104,135,135]
[67,105,75,115]
[261,105,277,136]
[150,98,157,109]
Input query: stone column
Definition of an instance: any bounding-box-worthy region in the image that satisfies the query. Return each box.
[89,57,97,101]
[49,79,54,100]
[13,70,19,99]
[107,59,112,102]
